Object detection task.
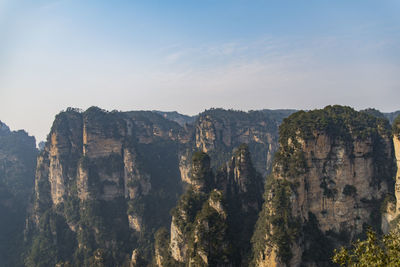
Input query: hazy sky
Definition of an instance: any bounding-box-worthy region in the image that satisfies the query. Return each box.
[1,0,399,142]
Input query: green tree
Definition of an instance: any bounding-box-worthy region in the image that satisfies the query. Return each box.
[332,229,400,266]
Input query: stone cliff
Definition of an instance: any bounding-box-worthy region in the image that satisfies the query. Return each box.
[0,121,37,266]
[191,109,280,177]
[252,106,396,267]
[26,107,285,266]
[382,115,400,230]
[26,107,186,266]
[164,145,263,267]
[23,105,400,267]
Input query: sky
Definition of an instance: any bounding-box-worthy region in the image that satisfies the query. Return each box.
[0,0,399,142]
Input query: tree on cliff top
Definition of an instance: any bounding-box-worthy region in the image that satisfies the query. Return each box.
[393,114,400,137]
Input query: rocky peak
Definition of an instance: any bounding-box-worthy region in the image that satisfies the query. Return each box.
[390,115,400,219]
[0,120,37,266]
[252,106,395,267]
[229,144,259,194]
[26,107,186,266]
[192,108,280,177]
[168,147,263,266]
[190,151,213,192]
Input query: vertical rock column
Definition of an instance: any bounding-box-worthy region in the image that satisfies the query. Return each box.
[393,117,400,214]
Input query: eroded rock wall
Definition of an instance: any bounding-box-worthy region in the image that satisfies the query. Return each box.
[253,106,395,267]
[27,107,185,266]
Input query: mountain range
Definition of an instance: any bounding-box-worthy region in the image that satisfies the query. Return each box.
[1,106,400,266]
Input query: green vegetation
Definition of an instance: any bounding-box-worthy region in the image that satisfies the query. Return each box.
[251,177,301,265]
[28,107,190,266]
[194,108,280,176]
[153,228,181,267]
[171,188,207,234]
[133,139,184,261]
[333,229,400,266]
[0,128,37,199]
[0,122,37,267]
[279,105,391,144]
[320,177,338,199]
[170,153,211,234]
[25,211,76,267]
[23,105,399,266]
[276,105,395,188]
[302,212,334,264]
[83,106,125,138]
[274,148,307,177]
[260,109,297,124]
[357,197,384,234]
[393,114,400,137]
[168,147,263,266]
[381,194,396,214]
[360,108,386,119]
[191,151,212,184]
[267,179,301,264]
[188,199,232,266]
[343,184,357,197]
[225,145,263,265]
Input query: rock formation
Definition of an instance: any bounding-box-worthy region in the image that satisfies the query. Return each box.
[394,118,400,215]
[19,105,400,266]
[190,108,281,177]
[382,114,400,231]
[25,107,285,266]
[0,121,37,266]
[252,106,396,267]
[25,107,186,266]
[165,145,263,267]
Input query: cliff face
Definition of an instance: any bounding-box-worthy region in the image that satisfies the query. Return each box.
[252,106,395,267]
[26,107,186,266]
[182,109,281,182]
[24,106,400,266]
[0,121,37,266]
[394,134,400,214]
[383,115,400,229]
[25,107,291,266]
[166,146,263,267]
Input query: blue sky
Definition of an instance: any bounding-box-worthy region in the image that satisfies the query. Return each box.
[0,0,399,142]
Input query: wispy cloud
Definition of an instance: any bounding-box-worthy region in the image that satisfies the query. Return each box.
[1,0,399,142]
[131,35,399,113]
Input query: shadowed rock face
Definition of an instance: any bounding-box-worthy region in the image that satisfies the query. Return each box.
[192,109,280,177]
[27,108,185,266]
[167,146,263,267]
[26,107,285,266]
[24,106,400,267]
[0,121,37,266]
[252,106,396,267]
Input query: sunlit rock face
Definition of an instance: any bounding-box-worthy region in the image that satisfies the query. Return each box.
[27,107,186,266]
[26,107,293,266]
[383,115,400,232]
[253,106,396,267]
